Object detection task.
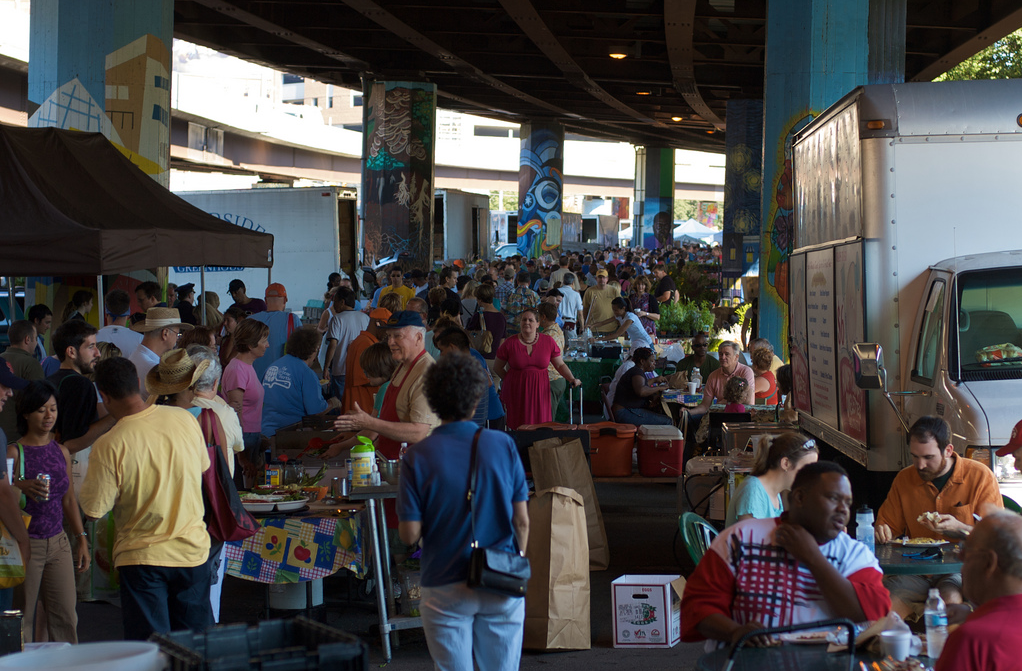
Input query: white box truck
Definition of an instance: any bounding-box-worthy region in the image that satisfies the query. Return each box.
[433,189,490,262]
[788,79,1022,501]
[170,186,357,310]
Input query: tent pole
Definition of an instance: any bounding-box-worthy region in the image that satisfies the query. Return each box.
[96,275,104,327]
[200,266,207,326]
[6,277,13,325]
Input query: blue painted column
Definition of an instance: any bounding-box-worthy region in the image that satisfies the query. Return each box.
[722,99,763,301]
[518,122,564,258]
[759,0,905,358]
[360,80,437,271]
[29,0,174,186]
[637,146,675,250]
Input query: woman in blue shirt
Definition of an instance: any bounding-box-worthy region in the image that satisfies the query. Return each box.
[398,352,528,671]
[591,297,653,350]
[725,432,819,527]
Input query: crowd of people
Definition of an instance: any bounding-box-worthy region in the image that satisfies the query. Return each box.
[0,243,1016,671]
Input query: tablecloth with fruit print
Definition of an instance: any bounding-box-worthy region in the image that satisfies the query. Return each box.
[225,512,365,583]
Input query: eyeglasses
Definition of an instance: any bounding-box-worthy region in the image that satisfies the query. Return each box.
[693,342,708,349]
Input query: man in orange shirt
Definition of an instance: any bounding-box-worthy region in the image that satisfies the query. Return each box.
[340,308,391,415]
[876,416,1002,619]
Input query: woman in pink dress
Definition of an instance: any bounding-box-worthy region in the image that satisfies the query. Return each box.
[494,308,580,429]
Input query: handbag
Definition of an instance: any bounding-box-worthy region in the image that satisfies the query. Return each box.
[467,308,494,355]
[465,428,530,597]
[0,512,29,589]
[199,409,260,542]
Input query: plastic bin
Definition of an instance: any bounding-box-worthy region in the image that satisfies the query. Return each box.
[637,425,684,477]
[581,422,636,477]
[152,615,368,671]
[518,423,578,430]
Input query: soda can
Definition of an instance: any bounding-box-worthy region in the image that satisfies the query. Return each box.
[0,610,23,654]
[36,473,50,502]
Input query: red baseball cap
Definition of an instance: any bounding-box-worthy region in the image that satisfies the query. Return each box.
[265,283,287,300]
[996,420,1022,456]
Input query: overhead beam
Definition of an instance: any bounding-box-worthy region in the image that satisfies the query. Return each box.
[664,0,726,131]
[910,6,1022,81]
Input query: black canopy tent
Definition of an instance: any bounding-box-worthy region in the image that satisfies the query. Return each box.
[0,125,274,322]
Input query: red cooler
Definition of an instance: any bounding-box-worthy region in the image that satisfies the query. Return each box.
[637,425,684,477]
[581,422,637,477]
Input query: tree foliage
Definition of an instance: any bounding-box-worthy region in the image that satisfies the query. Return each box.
[935,29,1022,81]
[674,199,698,221]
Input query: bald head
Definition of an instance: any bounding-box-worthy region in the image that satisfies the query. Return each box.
[963,511,1022,606]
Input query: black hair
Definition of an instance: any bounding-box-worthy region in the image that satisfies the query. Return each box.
[328,272,341,289]
[52,320,98,362]
[776,364,793,395]
[16,380,57,436]
[94,357,140,400]
[515,271,531,285]
[791,460,848,493]
[333,287,355,309]
[439,297,461,318]
[433,326,471,352]
[7,320,35,346]
[135,281,161,300]
[423,351,488,421]
[907,416,951,447]
[27,304,52,323]
[105,289,131,316]
[631,347,654,364]
[611,296,632,312]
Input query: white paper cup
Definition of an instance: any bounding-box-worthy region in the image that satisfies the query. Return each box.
[879,630,911,661]
[687,382,698,394]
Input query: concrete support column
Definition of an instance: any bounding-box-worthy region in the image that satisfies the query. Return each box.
[721,100,763,300]
[759,0,905,357]
[518,122,563,258]
[636,146,674,250]
[360,80,437,271]
[28,0,174,186]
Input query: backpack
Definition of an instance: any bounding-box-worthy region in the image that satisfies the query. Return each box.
[467,308,494,355]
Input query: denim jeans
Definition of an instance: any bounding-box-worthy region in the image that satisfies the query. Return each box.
[614,406,673,426]
[330,375,345,405]
[420,581,525,671]
[119,562,213,640]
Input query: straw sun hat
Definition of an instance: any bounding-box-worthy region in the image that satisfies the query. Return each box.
[146,349,210,397]
[131,307,194,333]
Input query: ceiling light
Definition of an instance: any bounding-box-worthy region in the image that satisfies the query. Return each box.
[671,116,683,122]
[609,46,629,59]
[636,90,651,96]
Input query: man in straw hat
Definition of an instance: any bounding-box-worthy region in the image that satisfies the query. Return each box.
[145,349,211,406]
[127,307,193,398]
[79,356,212,639]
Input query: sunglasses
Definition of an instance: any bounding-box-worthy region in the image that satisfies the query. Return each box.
[693,342,708,349]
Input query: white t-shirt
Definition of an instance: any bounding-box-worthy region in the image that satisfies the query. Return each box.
[96,325,143,359]
[327,310,370,376]
[127,343,159,397]
[558,285,583,324]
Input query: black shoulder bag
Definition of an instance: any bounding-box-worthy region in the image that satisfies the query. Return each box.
[466,428,531,597]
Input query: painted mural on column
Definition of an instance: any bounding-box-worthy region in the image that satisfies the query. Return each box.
[29,25,171,186]
[643,147,674,250]
[361,81,437,270]
[518,123,563,258]
[722,99,763,277]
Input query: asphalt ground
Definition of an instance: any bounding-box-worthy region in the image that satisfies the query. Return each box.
[76,479,712,670]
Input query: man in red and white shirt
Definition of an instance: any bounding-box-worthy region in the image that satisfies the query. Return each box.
[681,461,890,646]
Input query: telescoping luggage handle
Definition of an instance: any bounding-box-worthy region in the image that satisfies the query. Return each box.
[567,383,583,425]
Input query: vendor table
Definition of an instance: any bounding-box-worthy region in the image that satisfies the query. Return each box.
[876,542,963,576]
[696,645,885,671]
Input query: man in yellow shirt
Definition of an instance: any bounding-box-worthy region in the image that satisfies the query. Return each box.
[379,266,416,309]
[583,268,621,334]
[79,357,212,640]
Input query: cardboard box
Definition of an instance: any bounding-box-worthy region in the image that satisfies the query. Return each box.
[611,574,686,648]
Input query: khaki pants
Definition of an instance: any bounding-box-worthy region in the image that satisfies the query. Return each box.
[549,377,566,422]
[16,534,79,643]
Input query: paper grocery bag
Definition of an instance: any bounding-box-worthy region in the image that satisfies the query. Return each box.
[529,437,610,570]
[524,486,590,651]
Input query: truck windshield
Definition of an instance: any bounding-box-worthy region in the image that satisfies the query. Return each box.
[955,268,1022,380]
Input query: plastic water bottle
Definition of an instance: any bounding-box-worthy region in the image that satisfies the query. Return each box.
[691,368,702,390]
[855,506,875,554]
[924,588,948,658]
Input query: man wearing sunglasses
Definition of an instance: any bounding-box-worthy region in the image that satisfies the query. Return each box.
[379,265,415,310]
[676,332,720,384]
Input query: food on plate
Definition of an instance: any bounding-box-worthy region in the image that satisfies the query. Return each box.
[903,537,941,545]
[917,512,942,524]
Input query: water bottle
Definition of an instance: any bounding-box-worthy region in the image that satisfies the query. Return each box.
[924,588,948,658]
[855,506,875,554]
[691,367,702,390]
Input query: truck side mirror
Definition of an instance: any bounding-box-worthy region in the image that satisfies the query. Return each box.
[853,343,884,390]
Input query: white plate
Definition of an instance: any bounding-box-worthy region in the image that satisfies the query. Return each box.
[890,538,950,547]
[778,630,836,645]
[241,501,277,513]
[274,498,309,512]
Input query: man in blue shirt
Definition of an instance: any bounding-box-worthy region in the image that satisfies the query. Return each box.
[261,327,337,437]
[248,283,302,382]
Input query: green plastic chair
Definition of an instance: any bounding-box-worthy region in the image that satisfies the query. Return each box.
[1004,495,1022,514]
[680,512,719,564]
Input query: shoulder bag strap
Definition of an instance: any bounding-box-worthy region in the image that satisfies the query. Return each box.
[16,442,24,481]
[478,306,487,333]
[467,427,483,547]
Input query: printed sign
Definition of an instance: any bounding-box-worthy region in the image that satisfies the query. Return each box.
[806,248,838,428]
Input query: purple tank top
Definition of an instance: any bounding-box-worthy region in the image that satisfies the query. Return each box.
[18,441,69,539]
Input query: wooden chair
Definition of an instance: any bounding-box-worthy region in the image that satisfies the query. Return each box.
[679,512,719,564]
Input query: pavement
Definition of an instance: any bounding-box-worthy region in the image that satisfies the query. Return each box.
[76,478,713,670]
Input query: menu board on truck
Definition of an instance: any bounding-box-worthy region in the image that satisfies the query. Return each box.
[834,242,868,443]
[789,253,812,414]
[806,248,838,429]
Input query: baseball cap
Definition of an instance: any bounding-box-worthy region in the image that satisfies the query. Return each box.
[596,269,609,277]
[265,283,287,300]
[382,310,426,329]
[0,360,27,391]
[452,259,465,269]
[996,419,1022,456]
[227,279,245,294]
[369,308,392,321]
[177,283,195,296]
[409,269,425,279]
